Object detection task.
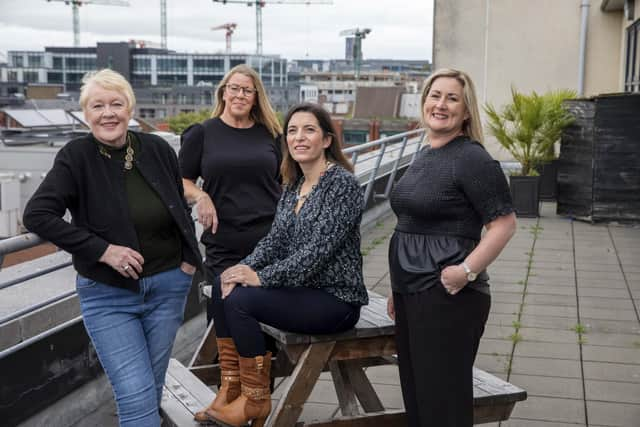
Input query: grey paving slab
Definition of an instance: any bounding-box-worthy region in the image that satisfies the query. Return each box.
[526,284,577,296]
[578,296,637,310]
[576,270,624,281]
[510,356,582,378]
[523,294,577,307]
[517,327,579,344]
[582,345,640,364]
[528,276,576,287]
[585,400,640,427]
[528,269,576,279]
[474,353,510,376]
[578,287,631,299]
[478,338,514,356]
[513,341,580,360]
[579,332,640,348]
[583,361,640,383]
[487,312,518,327]
[483,324,518,340]
[369,383,404,409]
[580,318,640,335]
[579,307,638,322]
[522,304,578,318]
[363,364,400,386]
[492,291,526,304]
[585,379,640,404]
[491,302,522,315]
[577,263,625,273]
[519,314,578,330]
[306,378,339,405]
[508,374,584,399]
[508,395,586,424]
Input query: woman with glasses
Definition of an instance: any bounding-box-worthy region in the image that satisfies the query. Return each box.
[178,64,282,422]
[23,69,201,427]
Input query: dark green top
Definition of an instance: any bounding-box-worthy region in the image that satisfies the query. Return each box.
[97,133,182,277]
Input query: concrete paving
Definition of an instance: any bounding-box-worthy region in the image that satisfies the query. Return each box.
[19,202,640,426]
[292,202,640,426]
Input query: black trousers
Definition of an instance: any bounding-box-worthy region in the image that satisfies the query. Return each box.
[210,274,360,357]
[393,284,490,427]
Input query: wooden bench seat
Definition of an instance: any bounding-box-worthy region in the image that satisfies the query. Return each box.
[161,290,526,426]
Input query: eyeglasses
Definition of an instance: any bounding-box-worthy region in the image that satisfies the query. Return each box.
[224,84,257,97]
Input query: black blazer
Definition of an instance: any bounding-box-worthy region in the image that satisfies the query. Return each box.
[23,132,202,292]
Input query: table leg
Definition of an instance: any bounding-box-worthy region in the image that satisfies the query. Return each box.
[267,341,336,427]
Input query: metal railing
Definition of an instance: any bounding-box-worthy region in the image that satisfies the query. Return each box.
[0,128,426,328]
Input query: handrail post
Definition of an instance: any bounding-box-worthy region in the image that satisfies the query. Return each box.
[378,136,409,200]
[362,141,388,207]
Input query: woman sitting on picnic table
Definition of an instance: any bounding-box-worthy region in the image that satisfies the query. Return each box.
[197,102,369,427]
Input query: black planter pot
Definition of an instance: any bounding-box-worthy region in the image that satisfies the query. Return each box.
[538,160,558,201]
[509,175,540,217]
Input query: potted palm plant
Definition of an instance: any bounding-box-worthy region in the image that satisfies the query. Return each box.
[485,88,575,217]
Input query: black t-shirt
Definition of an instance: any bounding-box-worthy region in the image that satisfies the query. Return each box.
[179,118,282,273]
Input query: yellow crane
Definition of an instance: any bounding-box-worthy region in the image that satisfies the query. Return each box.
[212,0,332,55]
[45,0,130,47]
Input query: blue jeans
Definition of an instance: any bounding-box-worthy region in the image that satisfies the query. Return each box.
[76,266,192,427]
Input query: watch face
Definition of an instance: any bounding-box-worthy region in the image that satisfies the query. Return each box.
[467,272,478,281]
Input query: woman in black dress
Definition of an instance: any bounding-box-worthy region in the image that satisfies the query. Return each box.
[387,68,517,427]
[178,64,282,421]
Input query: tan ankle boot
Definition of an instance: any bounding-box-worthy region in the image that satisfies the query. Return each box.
[193,337,241,423]
[207,352,272,427]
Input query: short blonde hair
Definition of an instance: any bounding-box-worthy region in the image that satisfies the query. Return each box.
[212,64,282,138]
[79,69,136,114]
[420,68,484,144]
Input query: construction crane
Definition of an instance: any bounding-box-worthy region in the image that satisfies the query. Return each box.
[212,0,332,56]
[212,23,238,54]
[160,0,167,49]
[45,0,130,47]
[339,28,371,79]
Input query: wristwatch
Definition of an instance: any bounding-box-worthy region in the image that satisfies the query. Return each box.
[461,262,478,282]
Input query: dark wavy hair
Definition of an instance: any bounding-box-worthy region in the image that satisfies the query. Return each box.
[281,103,353,185]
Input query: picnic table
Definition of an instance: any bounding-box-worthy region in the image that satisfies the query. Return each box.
[161,290,526,426]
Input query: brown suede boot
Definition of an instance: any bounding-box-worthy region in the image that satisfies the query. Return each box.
[193,337,241,423]
[207,352,272,427]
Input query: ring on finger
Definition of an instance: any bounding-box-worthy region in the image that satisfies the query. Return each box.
[122,265,130,271]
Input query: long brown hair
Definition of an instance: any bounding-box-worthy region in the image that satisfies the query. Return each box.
[212,64,282,138]
[420,68,484,144]
[281,103,353,185]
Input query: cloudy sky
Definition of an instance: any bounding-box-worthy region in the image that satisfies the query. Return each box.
[0,0,433,61]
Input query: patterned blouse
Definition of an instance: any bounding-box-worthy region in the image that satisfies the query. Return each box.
[241,165,369,306]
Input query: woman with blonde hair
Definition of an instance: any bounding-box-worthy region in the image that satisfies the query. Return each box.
[24,69,201,426]
[387,68,517,426]
[179,64,283,422]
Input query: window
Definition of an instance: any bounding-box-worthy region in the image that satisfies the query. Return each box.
[53,57,63,69]
[625,19,640,92]
[28,55,42,68]
[8,71,18,82]
[13,55,23,67]
[48,72,63,84]
[131,74,152,87]
[193,58,224,72]
[230,59,246,68]
[65,56,96,71]
[157,74,187,86]
[132,57,151,72]
[24,71,39,83]
[157,57,188,72]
